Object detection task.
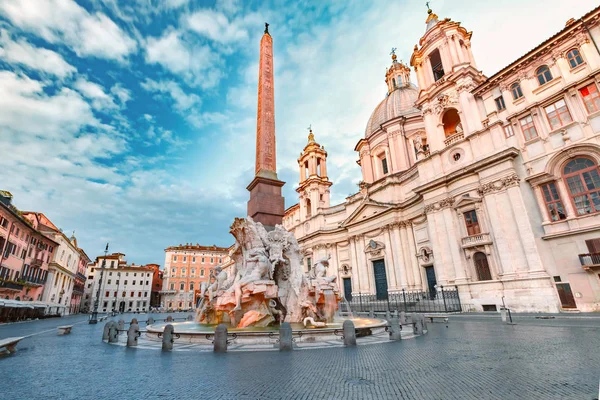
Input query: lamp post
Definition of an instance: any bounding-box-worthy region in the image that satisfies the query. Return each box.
[89,243,109,324]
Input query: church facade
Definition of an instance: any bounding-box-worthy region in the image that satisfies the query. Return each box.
[283,6,600,312]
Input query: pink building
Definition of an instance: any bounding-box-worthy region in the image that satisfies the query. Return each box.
[0,191,58,309]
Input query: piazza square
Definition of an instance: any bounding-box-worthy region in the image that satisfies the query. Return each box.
[1,1,600,399]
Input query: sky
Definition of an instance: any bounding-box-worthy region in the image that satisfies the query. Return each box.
[0,0,597,266]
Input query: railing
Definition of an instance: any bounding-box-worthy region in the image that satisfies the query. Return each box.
[0,279,24,291]
[347,286,461,313]
[579,252,600,270]
[30,259,43,268]
[461,233,492,248]
[444,132,465,147]
[158,290,177,294]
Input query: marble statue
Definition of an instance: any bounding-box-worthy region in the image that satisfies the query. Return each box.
[195,217,341,328]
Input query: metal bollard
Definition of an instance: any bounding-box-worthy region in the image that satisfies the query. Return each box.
[389,317,402,341]
[162,324,174,351]
[343,320,357,347]
[108,322,119,343]
[127,323,139,347]
[279,322,293,351]
[214,324,228,353]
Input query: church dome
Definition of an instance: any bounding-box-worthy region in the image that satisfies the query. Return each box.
[365,84,420,138]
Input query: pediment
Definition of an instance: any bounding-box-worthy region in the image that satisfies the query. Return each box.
[340,200,392,227]
[453,194,481,210]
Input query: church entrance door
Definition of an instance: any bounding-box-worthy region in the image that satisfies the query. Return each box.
[425,266,437,298]
[372,260,389,300]
[343,277,352,302]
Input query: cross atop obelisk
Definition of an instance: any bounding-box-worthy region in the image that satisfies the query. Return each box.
[247,23,285,228]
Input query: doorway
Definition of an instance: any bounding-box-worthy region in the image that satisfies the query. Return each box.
[372,260,389,300]
[555,283,577,308]
[425,266,437,298]
[343,277,352,302]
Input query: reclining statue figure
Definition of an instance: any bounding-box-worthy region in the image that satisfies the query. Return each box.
[232,248,271,311]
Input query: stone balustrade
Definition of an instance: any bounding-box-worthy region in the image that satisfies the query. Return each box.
[444,131,465,147]
[461,232,492,248]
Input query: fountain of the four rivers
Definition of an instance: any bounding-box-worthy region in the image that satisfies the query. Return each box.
[146,23,386,346]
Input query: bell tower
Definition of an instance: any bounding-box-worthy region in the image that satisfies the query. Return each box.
[297,128,332,221]
[385,49,411,94]
[410,5,485,153]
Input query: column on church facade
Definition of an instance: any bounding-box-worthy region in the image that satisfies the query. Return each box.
[506,185,544,273]
[349,237,362,295]
[382,226,399,290]
[425,211,453,284]
[329,243,340,285]
[387,133,399,173]
[495,189,529,275]
[390,223,408,289]
[447,37,459,65]
[441,207,468,283]
[357,235,372,294]
[533,186,551,224]
[482,193,512,277]
[398,223,415,287]
[406,223,423,289]
[457,91,473,135]
[555,179,577,218]
[439,42,452,74]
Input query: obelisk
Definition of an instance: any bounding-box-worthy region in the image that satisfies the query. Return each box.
[247,23,285,228]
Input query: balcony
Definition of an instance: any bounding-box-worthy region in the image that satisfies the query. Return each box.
[158,289,177,294]
[30,258,43,268]
[0,279,24,291]
[578,253,600,271]
[21,277,45,287]
[461,233,492,249]
[444,132,464,147]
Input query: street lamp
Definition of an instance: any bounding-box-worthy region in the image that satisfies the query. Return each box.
[89,243,109,324]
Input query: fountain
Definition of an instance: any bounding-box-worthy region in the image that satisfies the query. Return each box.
[145,218,386,345]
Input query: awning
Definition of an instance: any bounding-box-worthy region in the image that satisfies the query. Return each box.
[0,299,35,309]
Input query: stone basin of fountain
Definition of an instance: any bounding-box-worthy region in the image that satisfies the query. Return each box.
[145,317,387,345]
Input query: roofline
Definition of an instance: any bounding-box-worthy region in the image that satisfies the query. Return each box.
[0,203,60,245]
[473,5,600,95]
[285,203,299,213]
[164,245,230,252]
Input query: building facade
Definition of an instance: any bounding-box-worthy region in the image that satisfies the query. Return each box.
[145,263,163,308]
[283,6,600,312]
[83,253,152,313]
[0,192,57,306]
[161,244,229,310]
[72,246,90,314]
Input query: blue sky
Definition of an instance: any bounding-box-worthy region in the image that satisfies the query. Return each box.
[0,0,597,266]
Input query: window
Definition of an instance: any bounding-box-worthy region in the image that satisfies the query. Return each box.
[473,252,492,281]
[138,292,142,297]
[171,267,176,274]
[306,257,312,272]
[132,280,136,285]
[381,157,389,175]
[566,49,584,69]
[536,65,553,85]
[183,256,187,262]
[130,291,134,297]
[563,157,600,215]
[579,83,600,114]
[494,96,506,111]
[189,282,194,291]
[442,108,462,137]
[463,210,481,236]
[180,282,184,291]
[430,49,444,81]
[181,268,186,276]
[110,261,115,267]
[0,217,8,228]
[105,291,109,297]
[585,238,600,253]
[170,283,174,290]
[504,125,515,138]
[173,256,177,262]
[210,258,214,264]
[124,280,128,285]
[200,269,205,276]
[219,258,222,264]
[540,182,566,221]
[107,279,111,285]
[192,257,196,263]
[519,115,538,141]
[201,257,205,263]
[544,99,572,130]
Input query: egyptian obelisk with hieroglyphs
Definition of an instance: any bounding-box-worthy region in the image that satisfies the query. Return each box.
[247,23,285,229]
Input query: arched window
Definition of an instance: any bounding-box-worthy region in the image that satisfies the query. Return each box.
[510,82,523,100]
[566,49,584,69]
[563,157,600,215]
[442,108,462,137]
[316,159,321,176]
[189,282,194,291]
[536,65,553,85]
[306,199,312,217]
[179,282,184,291]
[473,252,492,281]
[304,161,309,180]
[392,78,397,88]
[430,49,444,81]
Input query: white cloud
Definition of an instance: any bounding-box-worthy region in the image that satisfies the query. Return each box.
[110,83,132,106]
[74,78,118,111]
[0,0,136,62]
[140,78,200,112]
[185,10,248,43]
[0,30,77,78]
[144,29,222,88]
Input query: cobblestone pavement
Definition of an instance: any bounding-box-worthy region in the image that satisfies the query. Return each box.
[1,313,599,400]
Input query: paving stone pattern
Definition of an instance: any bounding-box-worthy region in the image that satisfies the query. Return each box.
[0,313,599,400]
